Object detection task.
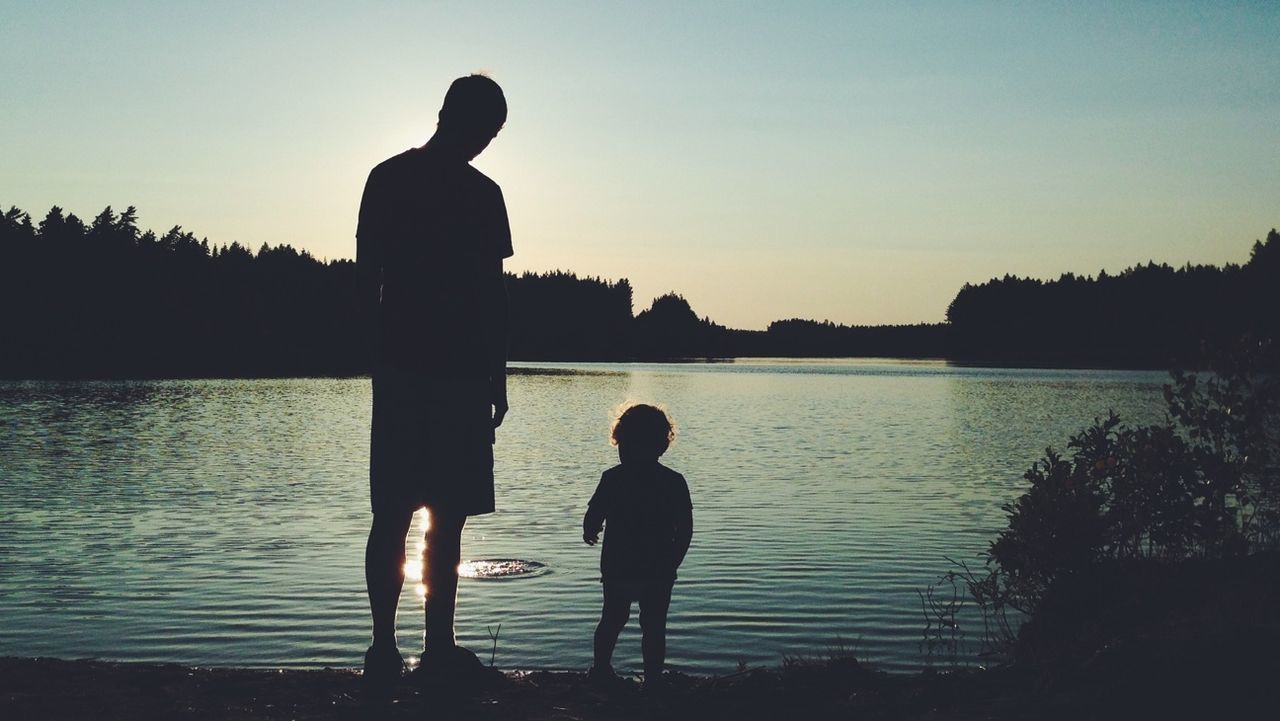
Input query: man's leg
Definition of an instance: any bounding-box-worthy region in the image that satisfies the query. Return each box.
[366,509,415,648]
[423,509,467,650]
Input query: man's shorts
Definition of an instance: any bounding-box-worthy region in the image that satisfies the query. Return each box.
[369,363,495,516]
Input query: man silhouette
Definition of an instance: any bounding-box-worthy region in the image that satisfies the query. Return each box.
[355,74,511,695]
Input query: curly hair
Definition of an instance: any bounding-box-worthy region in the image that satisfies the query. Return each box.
[610,403,676,458]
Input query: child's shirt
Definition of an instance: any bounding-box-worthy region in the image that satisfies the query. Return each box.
[588,461,692,582]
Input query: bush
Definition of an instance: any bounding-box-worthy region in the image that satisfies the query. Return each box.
[934,338,1279,657]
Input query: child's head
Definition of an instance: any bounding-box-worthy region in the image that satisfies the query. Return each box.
[610,404,676,463]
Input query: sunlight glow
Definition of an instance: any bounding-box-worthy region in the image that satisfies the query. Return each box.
[399,508,431,599]
[1,4,1275,328]
[403,558,423,582]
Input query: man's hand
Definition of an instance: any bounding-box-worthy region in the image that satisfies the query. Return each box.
[583,529,600,546]
[490,376,508,429]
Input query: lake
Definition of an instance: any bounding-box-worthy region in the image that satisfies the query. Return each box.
[0,360,1169,674]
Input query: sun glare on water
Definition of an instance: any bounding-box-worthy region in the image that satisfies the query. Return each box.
[401,510,545,594]
[400,508,431,598]
[458,559,549,579]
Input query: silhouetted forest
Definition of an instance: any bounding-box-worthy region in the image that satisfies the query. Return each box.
[1,204,1275,377]
[946,230,1280,367]
[1,206,362,378]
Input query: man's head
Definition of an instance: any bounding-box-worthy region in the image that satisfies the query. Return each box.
[436,74,507,160]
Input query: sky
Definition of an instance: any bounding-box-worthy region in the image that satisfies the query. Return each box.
[2,1,1278,329]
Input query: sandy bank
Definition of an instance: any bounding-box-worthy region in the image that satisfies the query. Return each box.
[1,656,1036,720]
[5,646,1273,721]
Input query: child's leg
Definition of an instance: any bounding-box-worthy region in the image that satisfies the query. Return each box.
[637,582,674,681]
[593,584,632,670]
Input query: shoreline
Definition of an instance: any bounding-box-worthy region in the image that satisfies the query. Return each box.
[5,652,1270,720]
[0,355,1179,384]
[0,655,1027,721]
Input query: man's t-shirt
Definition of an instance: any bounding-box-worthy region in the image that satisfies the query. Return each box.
[356,145,513,377]
[588,462,692,582]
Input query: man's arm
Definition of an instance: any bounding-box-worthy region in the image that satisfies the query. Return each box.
[487,183,513,429]
[355,167,385,366]
[487,259,509,429]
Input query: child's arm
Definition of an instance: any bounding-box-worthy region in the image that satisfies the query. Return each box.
[671,474,693,570]
[583,504,605,546]
[672,505,693,569]
[583,472,610,545]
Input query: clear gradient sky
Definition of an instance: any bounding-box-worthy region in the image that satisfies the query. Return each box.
[2,1,1278,329]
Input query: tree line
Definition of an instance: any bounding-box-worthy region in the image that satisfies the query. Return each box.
[0,203,1274,377]
[946,231,1279,368]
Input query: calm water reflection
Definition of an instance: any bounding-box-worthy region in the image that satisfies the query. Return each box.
[0,361,1167,672]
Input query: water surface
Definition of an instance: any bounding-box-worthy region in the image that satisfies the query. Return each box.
[0,360,1168,673]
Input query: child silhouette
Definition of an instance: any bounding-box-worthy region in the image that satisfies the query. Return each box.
[583,404,693,689]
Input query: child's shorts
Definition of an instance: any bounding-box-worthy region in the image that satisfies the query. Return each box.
[369,363,495,517]
[602,577,674,617]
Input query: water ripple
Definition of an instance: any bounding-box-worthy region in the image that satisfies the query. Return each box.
[0,364,1167,673]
